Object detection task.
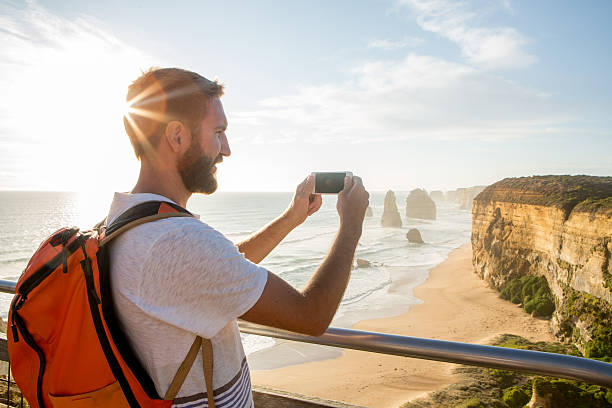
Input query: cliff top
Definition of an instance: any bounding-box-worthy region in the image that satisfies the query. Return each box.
[475,175,612,216]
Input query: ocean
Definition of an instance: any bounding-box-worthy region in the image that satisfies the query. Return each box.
[0,191,471,355]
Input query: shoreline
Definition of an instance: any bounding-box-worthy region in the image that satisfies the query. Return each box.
[250,243,555,408]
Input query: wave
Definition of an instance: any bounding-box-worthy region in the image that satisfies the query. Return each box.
[342,275,392,306]
[0,257,30,265]
[282,230,336,245]
[276,262,319,277]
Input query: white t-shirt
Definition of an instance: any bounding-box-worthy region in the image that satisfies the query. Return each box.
[106,192,268,408]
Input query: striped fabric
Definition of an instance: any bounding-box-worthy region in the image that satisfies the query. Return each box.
[172,357,253,408]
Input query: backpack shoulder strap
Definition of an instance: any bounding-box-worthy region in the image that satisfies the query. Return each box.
[100,201,193,247]
[164,337,215,408]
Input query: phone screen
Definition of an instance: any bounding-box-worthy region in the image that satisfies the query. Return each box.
[314,172,346,194]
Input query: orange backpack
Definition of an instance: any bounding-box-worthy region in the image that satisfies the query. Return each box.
[8,201,215,408]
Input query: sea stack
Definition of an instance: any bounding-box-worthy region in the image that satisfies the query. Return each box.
[365,206,373,217]
[406,228,424,244]
[430,190,444,202]
[381,190,402,227]
[405,188,436,220]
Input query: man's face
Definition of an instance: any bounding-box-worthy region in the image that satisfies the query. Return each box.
[178,97,230,194]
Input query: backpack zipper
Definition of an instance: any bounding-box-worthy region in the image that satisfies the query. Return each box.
[11,305,46,408]
[10,294,25,342]
[50,227,79,247]
[19,234,86,296]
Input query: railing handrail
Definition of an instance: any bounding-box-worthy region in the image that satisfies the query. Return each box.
[1,279,611,387]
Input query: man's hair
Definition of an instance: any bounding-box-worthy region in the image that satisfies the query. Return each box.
[124,67,224,159]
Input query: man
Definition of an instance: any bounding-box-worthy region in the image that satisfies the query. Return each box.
[107,67,369,407]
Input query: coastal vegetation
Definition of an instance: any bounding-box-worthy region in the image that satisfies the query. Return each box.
[499,275,555,317]
[403,335,612,408]
[556,285,612,358]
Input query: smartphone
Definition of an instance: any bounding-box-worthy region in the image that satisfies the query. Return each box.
[311,171,352,194]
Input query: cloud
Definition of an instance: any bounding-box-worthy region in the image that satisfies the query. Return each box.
[398,0,536,70]
[232,53,567,145]
[367,37,424,50]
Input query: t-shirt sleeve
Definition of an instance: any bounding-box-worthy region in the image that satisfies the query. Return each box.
[135,222,268,339]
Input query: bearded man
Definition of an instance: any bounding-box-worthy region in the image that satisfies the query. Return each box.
[106,67,369,407]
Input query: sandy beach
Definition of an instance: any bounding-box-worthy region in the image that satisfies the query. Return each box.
[250,243,556,407]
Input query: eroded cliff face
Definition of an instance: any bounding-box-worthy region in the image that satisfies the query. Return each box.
[472,177,611,352]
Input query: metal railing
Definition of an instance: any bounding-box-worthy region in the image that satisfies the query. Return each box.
[2,279,612,391]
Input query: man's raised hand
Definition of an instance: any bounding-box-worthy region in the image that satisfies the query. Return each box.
[337,175,369,233]
[284,175,323,227]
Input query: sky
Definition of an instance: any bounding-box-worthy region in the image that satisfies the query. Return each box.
[1,0,611,193]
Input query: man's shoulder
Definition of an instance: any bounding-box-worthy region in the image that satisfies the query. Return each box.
[131,215,220,243]
[106,192,193,226]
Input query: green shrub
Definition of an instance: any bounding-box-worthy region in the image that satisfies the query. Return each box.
[524,298,537,314]
[490,369,517,388]
[531,297,555,316]
[499,276,555,317]
[458,398,487,408]
[531,377,612,408]
[502,386,530,408]
[585,327,612,359]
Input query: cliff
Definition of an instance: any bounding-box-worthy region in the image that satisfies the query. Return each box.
[381,190,402,227]
[405,189,436,220]
[471,175,612,353]
[455,186,486,210]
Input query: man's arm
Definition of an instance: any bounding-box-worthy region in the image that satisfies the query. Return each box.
[240,176,369,336]
[236,176,322,264]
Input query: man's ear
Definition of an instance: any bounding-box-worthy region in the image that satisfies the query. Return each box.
[164,120,188,153]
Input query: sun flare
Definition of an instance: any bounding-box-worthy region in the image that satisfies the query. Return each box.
[0,5,151,192]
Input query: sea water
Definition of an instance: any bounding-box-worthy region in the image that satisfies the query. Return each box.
[0,191,471,355]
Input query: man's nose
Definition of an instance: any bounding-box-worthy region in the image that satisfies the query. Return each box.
[221,133,231,157]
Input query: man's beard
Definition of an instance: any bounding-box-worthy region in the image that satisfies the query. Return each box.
[178,140,222,194]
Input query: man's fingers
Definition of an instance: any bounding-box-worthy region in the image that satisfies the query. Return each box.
[297,175,315,195]
[347,176,363,193]
[341,175,354,194]
[307,194,322,215]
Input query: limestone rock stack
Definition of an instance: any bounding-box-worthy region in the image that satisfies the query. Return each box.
[406,228,424,244]
[365,206,373,217]
[430,190,444,202]
[381,190,402,227]
[471,175,612,353]
[405,189,436,220]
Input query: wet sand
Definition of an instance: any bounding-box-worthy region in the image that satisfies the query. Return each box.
[251,243,555,407]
